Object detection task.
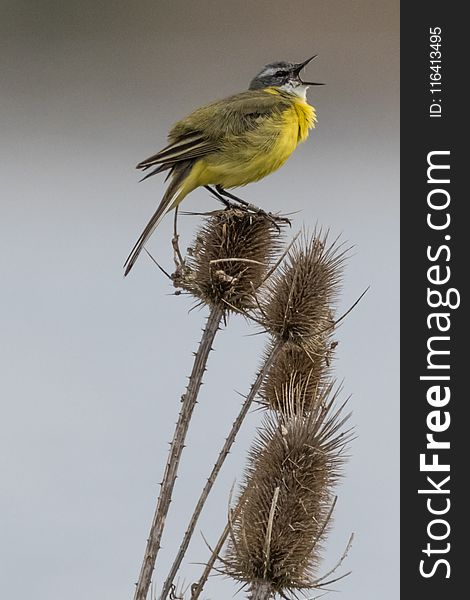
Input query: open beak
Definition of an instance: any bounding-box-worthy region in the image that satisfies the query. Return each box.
[293,55,324,86]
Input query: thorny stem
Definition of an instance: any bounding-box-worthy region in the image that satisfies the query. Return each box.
[187,490,248,600]
[161,341,284,600]
[191,515,231,600]
[133,306,224,600]
[172,206,184,268]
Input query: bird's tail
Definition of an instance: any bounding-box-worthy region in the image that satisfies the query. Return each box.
[123,162,193,276]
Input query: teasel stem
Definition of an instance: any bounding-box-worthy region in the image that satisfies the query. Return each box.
[249,581,272,600]
[160,341,284,600]
[133,305,224,600]
[190,511,233,600]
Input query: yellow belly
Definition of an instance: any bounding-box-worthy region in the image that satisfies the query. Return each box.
[202,114,300,188]
[202,134,297,189]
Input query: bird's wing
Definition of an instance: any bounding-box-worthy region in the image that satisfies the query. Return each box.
[136,132,217,171]
[136,90,291,175]
[169,89,292,138]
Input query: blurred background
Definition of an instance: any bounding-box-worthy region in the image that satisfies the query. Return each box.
[0,1,399,598]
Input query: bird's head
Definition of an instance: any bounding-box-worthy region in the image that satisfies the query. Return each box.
[248,56,324,97]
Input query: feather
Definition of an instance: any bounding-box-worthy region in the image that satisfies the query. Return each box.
[136,135,217,171]
[124,161,193,276]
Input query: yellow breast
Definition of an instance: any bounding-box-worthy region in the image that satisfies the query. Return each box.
[272,98,316,164]
[292,95,317,142]
[265,86,316,143]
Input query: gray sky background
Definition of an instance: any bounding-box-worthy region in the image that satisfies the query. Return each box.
[0,2,399,599]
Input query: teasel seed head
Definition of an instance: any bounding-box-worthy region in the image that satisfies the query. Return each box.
[223,382,352,598]
[173,209,284,311]
[259,339,336,414]
[259,232,345,345]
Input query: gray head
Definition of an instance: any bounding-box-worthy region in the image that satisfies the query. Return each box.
[248,56,324,93]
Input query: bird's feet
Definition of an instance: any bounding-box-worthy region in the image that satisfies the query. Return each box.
[204,186,291,230]
[249,207,291,232]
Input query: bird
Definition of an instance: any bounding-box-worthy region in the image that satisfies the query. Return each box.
[124,56,323,275]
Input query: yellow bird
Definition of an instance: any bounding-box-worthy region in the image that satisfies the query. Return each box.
[124,56,322,275]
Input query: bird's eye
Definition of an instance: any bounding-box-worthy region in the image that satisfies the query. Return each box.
[274,70,287,77]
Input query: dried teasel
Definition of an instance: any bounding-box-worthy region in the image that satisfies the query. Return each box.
[259,335,336,413]
[173,209,284,311]
[223,382,352,599]
[259,231,345,345]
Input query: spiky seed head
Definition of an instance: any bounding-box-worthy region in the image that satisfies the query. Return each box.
[173,209,284,311]
[224,383,352,597]
[260,340,335,413]
[259,232,345,344]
